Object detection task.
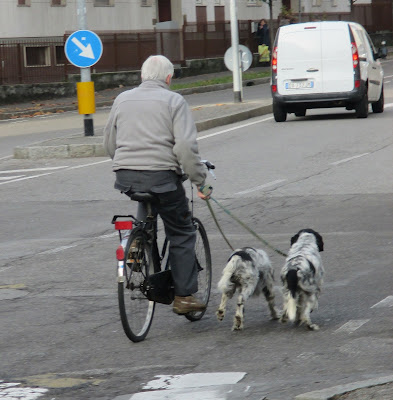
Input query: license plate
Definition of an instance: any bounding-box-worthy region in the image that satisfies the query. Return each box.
[286,81,314,89]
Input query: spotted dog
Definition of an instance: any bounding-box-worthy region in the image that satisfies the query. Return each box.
[216,247,279,331]
[280,229,325,331]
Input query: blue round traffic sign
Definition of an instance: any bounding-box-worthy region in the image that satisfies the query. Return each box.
[65,30,103,68]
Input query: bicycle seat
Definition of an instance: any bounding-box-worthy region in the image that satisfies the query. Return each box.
[130,192,157,203]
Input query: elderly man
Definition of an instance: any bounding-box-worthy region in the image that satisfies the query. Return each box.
[103,55,212,315]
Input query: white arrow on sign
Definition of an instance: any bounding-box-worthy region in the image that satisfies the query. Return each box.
[71,37,95,59]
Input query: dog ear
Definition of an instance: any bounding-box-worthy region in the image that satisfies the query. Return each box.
[314,232,324,252]
[290,233,300,246]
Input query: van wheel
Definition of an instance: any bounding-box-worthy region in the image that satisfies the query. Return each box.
[372,86,384,113]
[273,101,287,122]
[295,109,306,117]
[355,92,368,118]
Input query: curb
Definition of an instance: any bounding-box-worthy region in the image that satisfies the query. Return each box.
[294,375,393,400]
[13,102,272,159]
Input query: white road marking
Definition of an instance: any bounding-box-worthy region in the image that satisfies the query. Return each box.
[385,80,391,84]
[235,179,286,195]
[0,381,47,400]
[0,155,12,161]
[371,295,393,308]
[197,116,273,141]
[384,103,393,108]
[39,245,78,255]
[97,232,118,239]
[331,153,369,166]
[129,373,246,400]
[384,74,393,78]
[0,171,57,185]
[334,319,369,334]
[142,372,246,390]
[0,166,68,174]
[0,159,111,186]
[0,175,24,180]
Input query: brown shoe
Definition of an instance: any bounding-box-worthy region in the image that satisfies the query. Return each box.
[173,295,206,315]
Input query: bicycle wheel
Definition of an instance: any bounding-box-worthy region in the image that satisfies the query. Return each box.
[118,229,155,342]
[185,217,212,321]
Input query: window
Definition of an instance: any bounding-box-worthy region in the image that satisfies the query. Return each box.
[312,0,322,6]
[55,46,66,65]
[94,0,114,6]
[24,46,50,67]
[18,0,31,6]
[141,0,153,6]
[247,0,262,6]
[51,0,66,5]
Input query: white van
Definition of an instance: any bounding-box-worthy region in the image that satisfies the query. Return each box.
[271,21,384,122]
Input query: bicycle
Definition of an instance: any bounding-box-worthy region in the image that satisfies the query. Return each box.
[112,161,215,342]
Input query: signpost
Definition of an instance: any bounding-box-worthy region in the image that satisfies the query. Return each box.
[65,0,102,136]
[224,45,253,102]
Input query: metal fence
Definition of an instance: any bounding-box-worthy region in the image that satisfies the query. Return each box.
[0,7,391,85]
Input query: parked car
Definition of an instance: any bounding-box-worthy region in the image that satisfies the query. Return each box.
[270,21,384,122]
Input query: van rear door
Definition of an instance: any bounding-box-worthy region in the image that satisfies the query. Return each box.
[276,23,322,96]
[320,23,354,93]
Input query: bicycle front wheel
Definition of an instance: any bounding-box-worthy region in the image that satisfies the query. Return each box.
[118,230,155,342]
[185,217,212,321]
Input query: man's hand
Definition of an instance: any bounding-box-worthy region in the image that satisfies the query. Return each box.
[197,184,213,200]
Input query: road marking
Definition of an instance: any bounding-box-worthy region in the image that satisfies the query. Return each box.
[39,245,78,255]
[334,319,369,334]
[0,381,47,400]
[0,175,24,180]
[198,116,273,141]
[331,153,369,166]
[0,166,68,174]
[0,155,12,161]
[127,373,247,400]
[384,102,393,108]
[0,160,111,186]
[143,373,246,390]
[235,179,286,195]
[371,296,393,308]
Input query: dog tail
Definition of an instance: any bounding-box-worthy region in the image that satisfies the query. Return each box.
[286,269,298,321]
[217,255,241,293]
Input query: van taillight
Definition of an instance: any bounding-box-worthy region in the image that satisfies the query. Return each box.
[272,47,278,72]
[272,85,277,93]
[351,42,359,69]
[354,80,360,88]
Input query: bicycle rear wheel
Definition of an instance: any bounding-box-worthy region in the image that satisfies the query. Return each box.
[185,217,212,321]
[118,229,155,342]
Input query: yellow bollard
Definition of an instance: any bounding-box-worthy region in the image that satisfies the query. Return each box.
[77,81,96,115]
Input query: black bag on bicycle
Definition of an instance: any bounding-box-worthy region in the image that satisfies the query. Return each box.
[146,269,175,305]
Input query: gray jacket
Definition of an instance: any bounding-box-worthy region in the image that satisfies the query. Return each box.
[103,80,206,187]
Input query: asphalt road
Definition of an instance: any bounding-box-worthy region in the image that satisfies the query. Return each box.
[0,65,392,400]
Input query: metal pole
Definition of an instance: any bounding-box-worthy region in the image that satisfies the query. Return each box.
[229,0,242,103]
[77,0,94,136]
[298,0,302,23]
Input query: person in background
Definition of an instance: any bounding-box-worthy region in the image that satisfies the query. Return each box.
[256,19,270,49]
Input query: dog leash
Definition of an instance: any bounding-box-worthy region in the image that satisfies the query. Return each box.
[206,197,288,258]
[206,199,234,251]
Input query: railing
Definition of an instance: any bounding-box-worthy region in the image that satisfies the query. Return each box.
[0,7,391,85]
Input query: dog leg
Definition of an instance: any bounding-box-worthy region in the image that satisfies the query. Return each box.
[216,293,228,321]
[233,294,244,330]
[280,292,290,324]
[263,286,279,320]
[300,295,319,331]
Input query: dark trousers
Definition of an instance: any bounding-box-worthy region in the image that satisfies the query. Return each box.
[115,170,198,296]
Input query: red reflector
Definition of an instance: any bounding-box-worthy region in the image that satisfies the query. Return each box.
[115,221,133,230]
[355,80,360,88]
[305,26,317,29]
[116,245,125,260]
[272,85,277,93]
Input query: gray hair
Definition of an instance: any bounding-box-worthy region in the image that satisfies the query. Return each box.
[141,55,174,82]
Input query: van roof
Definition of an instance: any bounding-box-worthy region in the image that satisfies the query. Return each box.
[278,20,361,33]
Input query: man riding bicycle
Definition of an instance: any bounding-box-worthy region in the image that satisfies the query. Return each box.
[103,55,212,315]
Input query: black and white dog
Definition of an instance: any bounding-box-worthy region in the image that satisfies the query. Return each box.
[216,247,279,331]
[280,229,324,331]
